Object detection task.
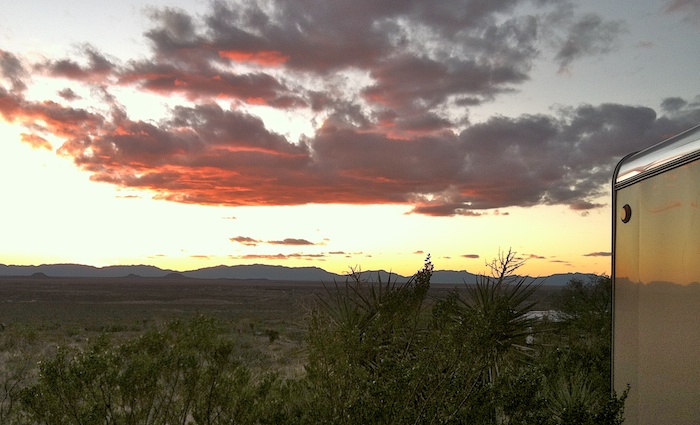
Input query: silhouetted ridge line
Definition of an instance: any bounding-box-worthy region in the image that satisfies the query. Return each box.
[0,263,596,285]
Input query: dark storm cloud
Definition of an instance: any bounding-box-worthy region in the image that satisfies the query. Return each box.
[2,0,696,217]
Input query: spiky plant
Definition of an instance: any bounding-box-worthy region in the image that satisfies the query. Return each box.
[461,249,542,384]
[442,249,543,424]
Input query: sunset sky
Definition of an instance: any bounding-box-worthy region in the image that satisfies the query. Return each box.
[1,0,699,277]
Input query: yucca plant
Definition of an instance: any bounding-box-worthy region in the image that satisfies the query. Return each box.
[306,256,516,424]
[545,367,628,425]
[546,368,600,424]
[443,249,543,424]
[461,250,541,384]
[310,257,431,369]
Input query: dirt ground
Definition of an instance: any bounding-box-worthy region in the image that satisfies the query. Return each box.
[0,274,562,325]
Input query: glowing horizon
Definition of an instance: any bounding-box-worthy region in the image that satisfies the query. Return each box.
[1,0,698,277]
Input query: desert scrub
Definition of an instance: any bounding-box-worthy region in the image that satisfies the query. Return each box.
[1,255,627,424]
[299,253,627,425]
[18,315,286,425]
[0,351,33,424]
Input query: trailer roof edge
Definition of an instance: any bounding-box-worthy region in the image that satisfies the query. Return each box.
[615,124,700,187]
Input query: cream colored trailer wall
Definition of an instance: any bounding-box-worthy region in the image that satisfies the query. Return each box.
[613,158,700,425]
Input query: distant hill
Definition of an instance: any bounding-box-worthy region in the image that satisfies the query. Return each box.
[432,270,479,284]
[182,264,340,281]
[0,263,596,285]
[0,264,174,278]
[527,272,599,286]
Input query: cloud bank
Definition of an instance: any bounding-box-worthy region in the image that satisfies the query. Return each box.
[1,0,699,216]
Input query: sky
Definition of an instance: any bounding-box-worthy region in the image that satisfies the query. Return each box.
[1,0,699,278]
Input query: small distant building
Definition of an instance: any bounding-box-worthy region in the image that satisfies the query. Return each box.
[522,310,566,322]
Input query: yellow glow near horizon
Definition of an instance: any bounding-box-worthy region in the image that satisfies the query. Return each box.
[0,117,612,278]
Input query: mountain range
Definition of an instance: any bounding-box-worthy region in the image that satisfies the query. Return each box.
[0,263,596,286]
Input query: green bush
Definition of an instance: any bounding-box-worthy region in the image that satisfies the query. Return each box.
[300,252,627,425]
[1,254,626,424]
[19,316,284,424]
[536,275,627,425]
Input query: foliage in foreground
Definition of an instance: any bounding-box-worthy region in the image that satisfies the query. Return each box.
[303,252,626,424]
[17,316,291,425]
[1,253,626,424]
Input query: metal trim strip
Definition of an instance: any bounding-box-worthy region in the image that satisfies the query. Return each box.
[615,124,700,187]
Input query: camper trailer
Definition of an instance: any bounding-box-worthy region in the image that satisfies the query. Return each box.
[612,124,700,424]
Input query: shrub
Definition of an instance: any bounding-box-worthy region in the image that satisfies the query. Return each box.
[301,252,627,425]
[19,316,283,424]
[3,254,627,424]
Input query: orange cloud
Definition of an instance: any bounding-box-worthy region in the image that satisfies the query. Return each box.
[229,253,327,260]
[20,133,52,150]
[231,236,318,246]
[2,85,684,217]
[268,238,315,246]
[0,0,687,220]
[116,65,305,107]
[234,253,288,260]
[230,236,260,246]
[218,50,289,66]
[0,90,103,140]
